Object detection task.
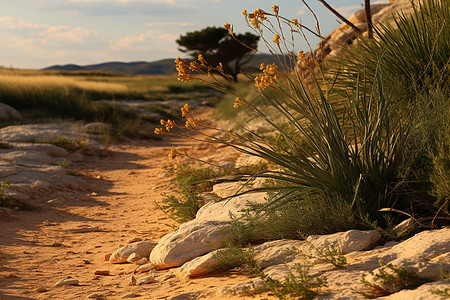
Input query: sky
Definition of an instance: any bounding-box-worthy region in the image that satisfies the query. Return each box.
[0,0,378,69]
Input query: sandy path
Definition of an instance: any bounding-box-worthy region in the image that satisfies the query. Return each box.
[0,134,259,300]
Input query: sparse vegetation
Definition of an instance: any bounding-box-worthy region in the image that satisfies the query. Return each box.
[354,262,432,298]
[155,0,449,234]
[0,180,12,207]
[261,263,327,300]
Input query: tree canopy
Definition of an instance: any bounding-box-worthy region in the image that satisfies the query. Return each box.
[176,26,259,81]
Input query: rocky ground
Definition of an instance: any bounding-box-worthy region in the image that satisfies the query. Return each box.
[0,110,449,300]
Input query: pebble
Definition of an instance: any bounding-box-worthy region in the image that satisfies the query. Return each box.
[54,278,79,287]
[94,270,110,276]
[36,287,48,293]
[83,259,91,264]
[122,293,141,299]
[134,263,156,274]
[136,274,155,285]
[87,293,106,299]
[130,275,137,285]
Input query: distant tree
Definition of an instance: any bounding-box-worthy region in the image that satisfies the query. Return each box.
[176,26,259,81]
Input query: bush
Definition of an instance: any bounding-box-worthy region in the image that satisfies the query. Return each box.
[337,0,449,102]
[155,3,449,231]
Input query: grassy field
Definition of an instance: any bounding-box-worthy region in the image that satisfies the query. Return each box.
[0,67,224,137]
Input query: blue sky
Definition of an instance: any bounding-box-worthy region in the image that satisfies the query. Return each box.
[0,0,375,69]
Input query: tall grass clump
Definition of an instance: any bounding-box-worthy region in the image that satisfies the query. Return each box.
[155,3,448,232]
[336,0,449,102]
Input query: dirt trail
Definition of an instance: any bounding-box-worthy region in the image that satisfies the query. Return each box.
[0,133,257,300]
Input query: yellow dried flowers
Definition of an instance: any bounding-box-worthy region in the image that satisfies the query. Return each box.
[255,63,278,89]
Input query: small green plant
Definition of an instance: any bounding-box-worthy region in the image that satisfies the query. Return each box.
[354,262,432,298]
[431,287,450,297]
[0,180,12,206]
[57,159,69,169]
[261,263,327,300]
[305,242,347,269]
[155,164,227,223]
[212,245,262,276]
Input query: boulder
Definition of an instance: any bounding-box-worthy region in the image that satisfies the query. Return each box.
[0,103,21,120]
[195,192,267,222]
[149,221,232,269]
[109,241,157,264]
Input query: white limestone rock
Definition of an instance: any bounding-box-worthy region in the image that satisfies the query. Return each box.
[380,279,450,299]
[149,221,232,269]
[306,229,382,255]
[195,192,267,222]
[109,241,157,264]
[179,250,220,278]
[254,239,306,268]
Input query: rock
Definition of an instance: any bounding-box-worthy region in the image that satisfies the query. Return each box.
[82,122,112,135]
[393,218,416,235]
[67,151,83,162]
[122,293,141,299]
[306,229,382,255]
[195,192,267,222]
[134,257,149,265]
[0,103,22,120]
[36,287,48,293]
[94,270,110,276]
[254,239,305,268]
[134,263,156,274]
[217,278,265,296]
[179,250,221,278]
[167,292,202,300]
[4,189,30,201]
[129,275,137,285]
[10,142,69,157]
[87,293,106,299]
[127,253,143,263]
[380,279,450,299]
[235,154,266,168]
[54,278,79,287]
[212,180,266,199]
[109,240,157,264]
[136,272,155,285]
[150,221,232,269]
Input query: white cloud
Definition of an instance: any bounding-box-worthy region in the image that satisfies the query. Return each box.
[0,17,44,30]
[145,21,198,27]
[41,0,193,16]
[111,30,177,50]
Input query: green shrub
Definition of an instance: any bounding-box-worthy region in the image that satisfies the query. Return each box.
[156,164,227,223]
[155,2,448,232]
[337,0,449,102]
